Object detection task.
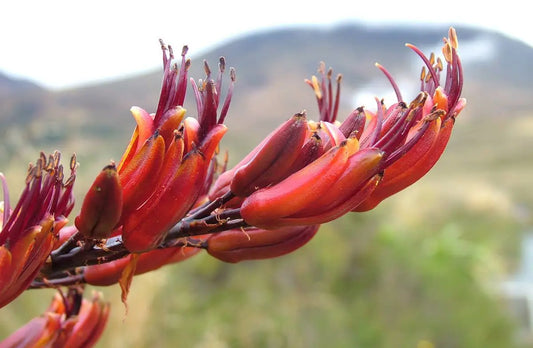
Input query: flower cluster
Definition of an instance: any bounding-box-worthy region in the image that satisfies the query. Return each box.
[0,28,464,347]
[75,43,234,253]
[0,152,76,308]
[204,28,464,261]
[1,289,109,347]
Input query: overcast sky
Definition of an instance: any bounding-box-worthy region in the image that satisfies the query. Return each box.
[1,0,531,89]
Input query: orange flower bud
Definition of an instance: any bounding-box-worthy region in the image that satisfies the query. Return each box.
[117,106,155,173]
[230,112,309,197]
[119,134,165,215]
[75,164,123,240]
[240,138,359,229]
[122,124,226,252]
[207,225,319,263]
[157,106,186,148]
[290,148,383,218]
[122,150,206,252]
[83,246,200,286]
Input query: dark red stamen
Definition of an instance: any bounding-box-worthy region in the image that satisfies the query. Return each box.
[375,63,403,102]
[332,74,342,124]
[218,68,236,125]
[200,80,218,139]
[190,58,235,140]
[383,120,431,168]
[446,48,463,112]
[327,68,333,122]
[406,44,440,90]
[154,43,190,128]
[0,152,76,246]
[373,103,411,151]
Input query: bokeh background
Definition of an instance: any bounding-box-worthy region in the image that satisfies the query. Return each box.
[1,1,532,347]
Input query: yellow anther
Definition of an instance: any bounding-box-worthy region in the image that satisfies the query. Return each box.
[420,66,426,81]
[442,40,453,63]
[70,154,77,171]
[425,71,432,83]
[311,75,322,99]
[448,27,459,49]
[409,92,428,109]
[57,165,64,182]
[436,57,443,72]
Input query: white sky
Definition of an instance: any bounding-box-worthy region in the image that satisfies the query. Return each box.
[1,0,531,90]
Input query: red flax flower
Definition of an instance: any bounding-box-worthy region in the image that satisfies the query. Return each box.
[59,42,236,289]
[0,290,109,348]
[206,225,319,263]
[75,41,235,253]
[207,28,465,251]
[0,152,76,308]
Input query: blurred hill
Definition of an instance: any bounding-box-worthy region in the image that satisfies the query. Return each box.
[1,24,533,347]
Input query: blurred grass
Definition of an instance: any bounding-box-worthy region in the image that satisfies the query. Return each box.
[0,110,531,347]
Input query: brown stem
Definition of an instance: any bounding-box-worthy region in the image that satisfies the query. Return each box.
[185,191,235,220]
[39,208,245,281]
[30,274,85,289]
[52,231,83,256]
[42,236,130,277]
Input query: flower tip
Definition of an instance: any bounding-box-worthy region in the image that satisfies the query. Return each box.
[310,75,322,99]
[218,57,226,73]
[448,27,459,49]
[102,162,117,171]
[453,97,467,116]
[294,110,307,120]
[442,41,453,63]
[69,154,78,172]
[203,60,212,77]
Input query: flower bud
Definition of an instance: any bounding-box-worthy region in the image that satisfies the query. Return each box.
[207,225,319,263]
[75,164,123,240]
[230,112,308,197]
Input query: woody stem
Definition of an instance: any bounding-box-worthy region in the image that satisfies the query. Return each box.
[37,209,245,282]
